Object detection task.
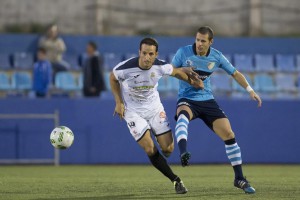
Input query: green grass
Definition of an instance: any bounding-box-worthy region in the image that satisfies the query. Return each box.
[0,165,299,200]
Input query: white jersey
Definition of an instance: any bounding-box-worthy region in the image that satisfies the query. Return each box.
[113,57,173,114]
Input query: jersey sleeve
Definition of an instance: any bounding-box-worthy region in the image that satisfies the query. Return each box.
[113,67,124,81]
[161,64,173,76]
[219,53,236,75]
[171,48,184,68]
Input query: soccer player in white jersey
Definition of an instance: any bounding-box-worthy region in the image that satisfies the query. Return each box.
[110,37,203,194]
[172,26,262,194]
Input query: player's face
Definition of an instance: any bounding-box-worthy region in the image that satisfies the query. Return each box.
[139,44,158,69]
[195,33,213,56]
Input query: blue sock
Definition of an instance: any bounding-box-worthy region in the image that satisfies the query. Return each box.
[178,139,187,155]
[175,111,190,155]
[225,138,244,179]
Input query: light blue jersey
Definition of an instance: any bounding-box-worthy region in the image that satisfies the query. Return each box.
[172,44,236,101]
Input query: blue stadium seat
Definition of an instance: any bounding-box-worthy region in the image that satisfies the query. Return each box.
[104,71,111,91]
[253,73,277,93]
[254,54,276,72]
[232,73,253,92]
[276,92,298,100]
[296,54,300,71]
[275,54,296,72]
[233,54,255,72]
[64,54,80,70]
[13,52,34,69]
[55,72,79,91]
[0,53,11,69]
[297,74,300,91]
[256,92,276,100]
[78,72,83,89]
[231,92,250,99]
[275,73,297,92]
[0,72,12,90]
[210,73,232,92]
[103,53,123,71]
[12,71,32,90]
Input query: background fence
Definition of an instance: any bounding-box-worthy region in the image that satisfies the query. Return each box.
[0,98,299,164]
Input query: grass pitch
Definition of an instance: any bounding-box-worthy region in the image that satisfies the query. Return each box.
[0,165,299,200]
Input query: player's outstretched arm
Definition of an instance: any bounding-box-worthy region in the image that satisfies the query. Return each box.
[109,72,125,120]
[171,67,204,89]
[180,67,200,81]
[232,70,262,107]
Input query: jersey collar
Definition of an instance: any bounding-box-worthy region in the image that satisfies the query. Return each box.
[192,43,210,57]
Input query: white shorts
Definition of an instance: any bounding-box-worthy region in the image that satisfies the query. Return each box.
[124,106,171,141]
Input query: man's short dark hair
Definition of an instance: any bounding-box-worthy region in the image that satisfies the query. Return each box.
[139,38,159,52]
[197,26,214,41]
[38,47,47,54]
[88,41,98,50]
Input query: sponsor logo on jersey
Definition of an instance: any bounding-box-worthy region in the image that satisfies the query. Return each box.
[133,85,154,90]
[150,72,155,78]
[207,62,215,70]
[134,80,149,84]
[194,70,212,81]
[186,60,193,66]
[133,74,140,78]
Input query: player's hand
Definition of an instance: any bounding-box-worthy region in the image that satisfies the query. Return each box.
[182,67,200,81]
[250,91,262,107]
[181,67,204,89]
[113,103,125,120]
[190,78,204,89]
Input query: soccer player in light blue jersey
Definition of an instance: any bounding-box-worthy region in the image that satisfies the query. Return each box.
[171,26,262,194]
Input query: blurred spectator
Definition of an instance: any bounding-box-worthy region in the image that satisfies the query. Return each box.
[39,24,69,78]
[83,41,106,97]
[33,47,52,97]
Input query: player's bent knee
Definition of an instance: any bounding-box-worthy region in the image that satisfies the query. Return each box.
[223,130,235,140]
[144,146,156,156]
[162,143,174,157]
[169,143,174,152]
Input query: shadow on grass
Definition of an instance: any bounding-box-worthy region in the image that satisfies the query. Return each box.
[33,194,135,200]
[32,192,240,200]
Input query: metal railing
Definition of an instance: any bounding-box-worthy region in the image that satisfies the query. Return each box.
[0,110,60,166]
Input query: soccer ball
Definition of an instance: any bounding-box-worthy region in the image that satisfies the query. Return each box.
[50,126,74,149]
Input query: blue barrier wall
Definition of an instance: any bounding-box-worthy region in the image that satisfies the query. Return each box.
[1,34,300,55]
[0,98,300,164]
